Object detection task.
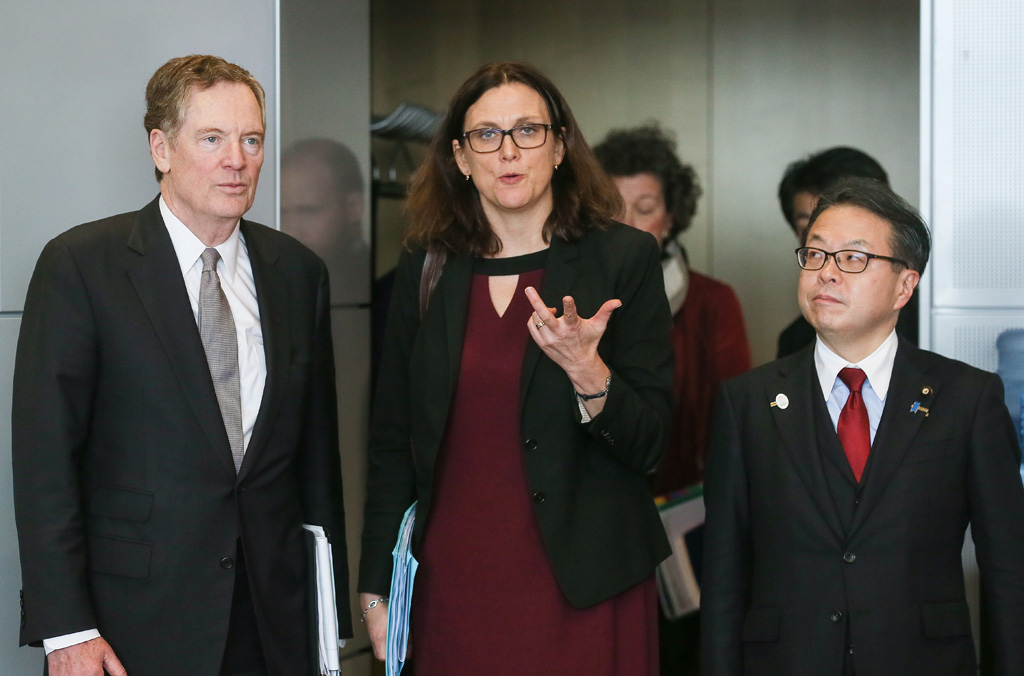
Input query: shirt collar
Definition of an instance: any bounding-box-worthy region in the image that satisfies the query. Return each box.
[814,329,898,401]
[159,195,242,282]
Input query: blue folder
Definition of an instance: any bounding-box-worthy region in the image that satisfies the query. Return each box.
[386,502,418,676]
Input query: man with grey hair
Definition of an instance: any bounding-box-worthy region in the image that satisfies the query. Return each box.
[13,54,350,676]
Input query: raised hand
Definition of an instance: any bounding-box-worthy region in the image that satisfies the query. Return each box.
[525,287,617,414]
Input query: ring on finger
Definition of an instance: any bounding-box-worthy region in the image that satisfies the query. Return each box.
[535,319,546,329]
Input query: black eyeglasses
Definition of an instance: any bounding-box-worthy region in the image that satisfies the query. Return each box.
[796,247,908,274]
[462,124,552,153]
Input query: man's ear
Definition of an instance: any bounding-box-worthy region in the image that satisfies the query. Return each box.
[150,129,171,175]
[893,269,920,311]
[343,190,365,225]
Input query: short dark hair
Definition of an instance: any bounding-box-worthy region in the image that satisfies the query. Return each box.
[593,124,702,240]
[145,54,265,183]
[282,138,363,194]
[778,146,888,231]
[804,177,930,275]
[404,61,621,255]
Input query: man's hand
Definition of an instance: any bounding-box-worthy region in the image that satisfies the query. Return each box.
[47,637,126,676]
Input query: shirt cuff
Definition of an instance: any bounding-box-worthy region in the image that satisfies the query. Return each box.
[43,629,101,655]
[575,390,592,423]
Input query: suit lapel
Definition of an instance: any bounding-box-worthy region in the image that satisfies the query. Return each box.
[768,350,846,544]
[520,237,578,405]
[440,253,474,402]
[236,221,287,481]
[124,197,236,478]
[848,342,938,538]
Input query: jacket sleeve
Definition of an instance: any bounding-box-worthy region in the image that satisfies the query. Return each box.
[357,249,423,595]
[12,237,100,645]
[583,231,674,474]
[296,260,352,638]
[966,372,1024,674]
[700,382,751,676]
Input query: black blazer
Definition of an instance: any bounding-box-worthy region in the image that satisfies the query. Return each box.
[12,196,350,676]
[358,223,674,608]
[701,341,1024,676]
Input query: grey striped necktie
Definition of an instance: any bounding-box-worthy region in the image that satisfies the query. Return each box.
[198,248,244,472]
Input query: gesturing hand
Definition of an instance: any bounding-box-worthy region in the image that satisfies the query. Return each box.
[47,637,127,676]
[524,286,618,396]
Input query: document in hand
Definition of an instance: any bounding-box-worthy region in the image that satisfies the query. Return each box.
[302,524,343,676]
[654,485,706,619]
[387,501,419,676]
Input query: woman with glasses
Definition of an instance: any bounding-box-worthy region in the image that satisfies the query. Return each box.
[594,124,751,675]
[358,62,672,675]
[595,124,752,496]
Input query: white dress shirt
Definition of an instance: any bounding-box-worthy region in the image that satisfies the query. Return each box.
[43,197,267,654]
[815,329,899,444]
[160,196,266,451]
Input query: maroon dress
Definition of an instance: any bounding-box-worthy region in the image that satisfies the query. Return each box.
[411,252,658,676]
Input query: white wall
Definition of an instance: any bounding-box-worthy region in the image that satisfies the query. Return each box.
[923,1,1024,659]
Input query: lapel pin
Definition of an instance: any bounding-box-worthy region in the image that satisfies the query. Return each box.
[772,393,789,410]
[910,401,930,417]
[921,386,931,396]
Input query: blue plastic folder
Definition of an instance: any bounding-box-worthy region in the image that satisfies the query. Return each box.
[386,501,418,676]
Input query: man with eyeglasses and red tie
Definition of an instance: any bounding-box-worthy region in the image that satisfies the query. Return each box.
[700,177,1024,676]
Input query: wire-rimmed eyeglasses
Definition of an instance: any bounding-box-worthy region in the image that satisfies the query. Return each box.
[462,124,552,153]
[796,247,908,274]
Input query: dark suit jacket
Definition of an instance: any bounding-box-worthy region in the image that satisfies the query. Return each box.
[358,223,674,608]
[701,341,1024,676]
[12,196,350,676]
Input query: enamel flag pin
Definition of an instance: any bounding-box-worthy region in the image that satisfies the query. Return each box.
[770,393,789,410]
[910,386,932,417]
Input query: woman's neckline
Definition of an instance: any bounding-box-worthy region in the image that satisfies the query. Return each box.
[473,248,549,275]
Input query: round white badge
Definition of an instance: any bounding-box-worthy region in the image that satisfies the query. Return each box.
[775,393,789,410]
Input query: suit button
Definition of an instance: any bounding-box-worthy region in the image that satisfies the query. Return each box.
[532,492,546,504]
[830,610,844,623]
[843,552,856,564]
[220,557,235,570]
[524,439,538,451]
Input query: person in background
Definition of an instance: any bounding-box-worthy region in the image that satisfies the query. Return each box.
[776,146,917,357]
[358,61,673,676]
[595,124,751,674]
[596,123,752,494]
[281,137,369,303]
[12,55,349,676]
[702,178,1024,676]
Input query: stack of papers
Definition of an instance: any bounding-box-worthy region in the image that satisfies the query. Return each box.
[301,524,342,676]
[386,502,419,676]
[654,486,706,619]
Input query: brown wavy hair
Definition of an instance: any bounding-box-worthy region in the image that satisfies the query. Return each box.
[404,62,622,256]
[145,55,265,183]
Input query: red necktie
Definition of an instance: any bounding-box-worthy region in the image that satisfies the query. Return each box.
[837,368,871,482]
